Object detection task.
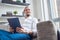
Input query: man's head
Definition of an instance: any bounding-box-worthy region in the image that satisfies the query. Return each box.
[23,7,31,17]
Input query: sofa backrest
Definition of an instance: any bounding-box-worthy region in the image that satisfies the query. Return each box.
[37,21,57,40]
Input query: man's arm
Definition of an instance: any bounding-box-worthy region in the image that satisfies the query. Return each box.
[16,27,33,34]
[28,18,38,38]
[16,27,27,33]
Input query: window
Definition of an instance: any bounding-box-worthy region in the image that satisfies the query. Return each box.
[47,0,59,28]
[41,0,59,28]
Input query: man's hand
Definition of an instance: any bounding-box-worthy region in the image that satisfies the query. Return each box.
[9,27,14,32]
[28,31,33,35]
[16,27,27,33]
[16,27,33,34]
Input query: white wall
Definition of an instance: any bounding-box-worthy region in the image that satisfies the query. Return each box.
[32,0,42,21]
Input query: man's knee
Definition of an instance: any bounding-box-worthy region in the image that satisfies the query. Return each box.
[0,29,10,35]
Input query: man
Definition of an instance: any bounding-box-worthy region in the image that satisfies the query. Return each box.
[0,7,38,40]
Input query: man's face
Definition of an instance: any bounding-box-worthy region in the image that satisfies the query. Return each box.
[24,7,31,16]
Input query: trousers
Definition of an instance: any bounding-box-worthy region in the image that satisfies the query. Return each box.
[0,29,31,40]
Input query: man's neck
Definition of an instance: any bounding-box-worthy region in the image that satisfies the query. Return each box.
[25,16,30,19]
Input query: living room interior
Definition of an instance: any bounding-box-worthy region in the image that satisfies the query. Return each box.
[0,0,59,40]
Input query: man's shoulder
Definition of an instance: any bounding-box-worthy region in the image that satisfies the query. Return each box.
[30,17,38,23]
[32,17,37,20]
[29,16,37,19]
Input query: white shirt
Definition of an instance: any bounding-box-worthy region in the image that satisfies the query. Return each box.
[21,16,38,33]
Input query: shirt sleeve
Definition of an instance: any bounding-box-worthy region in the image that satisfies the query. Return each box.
[32,18,38,33]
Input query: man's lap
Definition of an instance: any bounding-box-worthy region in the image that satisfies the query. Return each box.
[0,29,11,35]
[0,29,31,40]
[9,33,31,40]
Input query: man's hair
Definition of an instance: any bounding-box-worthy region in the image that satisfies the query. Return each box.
[24,6,30,10]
